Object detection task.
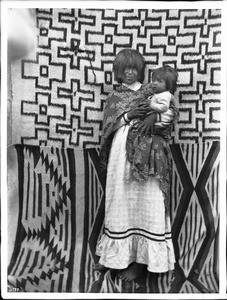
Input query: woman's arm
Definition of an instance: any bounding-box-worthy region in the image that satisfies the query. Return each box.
[111,113,130,132]
[136,111,157,135]
[136,106,175,135]
[112,104,150,132]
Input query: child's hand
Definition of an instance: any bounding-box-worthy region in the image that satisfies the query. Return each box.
[127,103,150,120]
[137,112,157,135]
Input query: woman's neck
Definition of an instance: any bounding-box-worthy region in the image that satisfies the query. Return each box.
[122,81,141,91]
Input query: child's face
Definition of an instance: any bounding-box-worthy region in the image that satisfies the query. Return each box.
[152,77,167,94]
[121,67,138,85]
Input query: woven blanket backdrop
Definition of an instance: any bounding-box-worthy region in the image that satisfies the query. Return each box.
[8,8,221,293]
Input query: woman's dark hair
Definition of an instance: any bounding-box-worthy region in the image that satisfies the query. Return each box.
[113,49,145,83]
[152,65,178,94]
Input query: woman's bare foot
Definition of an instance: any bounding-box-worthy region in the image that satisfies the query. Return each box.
[118,262,145,281]
[93,262,109,273]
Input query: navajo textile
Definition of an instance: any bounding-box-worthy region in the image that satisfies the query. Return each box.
[8,143,219,293]
[10,9,221,147]
[8,145,105,292]
[8,7,221,294]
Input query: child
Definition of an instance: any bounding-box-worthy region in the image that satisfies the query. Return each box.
[148,65,178,127]
[126,65,178,135]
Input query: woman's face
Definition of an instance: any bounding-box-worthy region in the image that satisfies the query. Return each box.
[122,67,138,85]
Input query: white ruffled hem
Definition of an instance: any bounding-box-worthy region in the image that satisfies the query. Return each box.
[96,234,175,273]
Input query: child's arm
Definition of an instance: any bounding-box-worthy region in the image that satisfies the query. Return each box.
[149,91,171,113]
[155,108,175,127]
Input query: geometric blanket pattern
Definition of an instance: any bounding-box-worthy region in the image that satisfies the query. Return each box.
[11,9,221,147]
[8,142,219,293]
[8,7,221,295]
[8,145,105,292]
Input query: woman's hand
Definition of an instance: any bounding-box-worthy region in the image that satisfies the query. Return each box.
[137,112,157,135]
[127,103,150,120]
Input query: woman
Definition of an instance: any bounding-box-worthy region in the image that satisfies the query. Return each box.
[95,49,178,282]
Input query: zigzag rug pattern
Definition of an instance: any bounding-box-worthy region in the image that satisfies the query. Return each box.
[8,145,105,292]
[11,9,221,148]
[8,142,219,293]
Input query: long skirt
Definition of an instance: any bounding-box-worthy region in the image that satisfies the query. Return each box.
[96,125,175,273]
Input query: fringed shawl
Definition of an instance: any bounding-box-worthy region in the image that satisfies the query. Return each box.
[99,83,154,175]
[125,115,176,211]
[99,83,178,210]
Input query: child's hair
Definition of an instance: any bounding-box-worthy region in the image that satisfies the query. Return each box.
[113,49,145,83]
[152,65,178,94]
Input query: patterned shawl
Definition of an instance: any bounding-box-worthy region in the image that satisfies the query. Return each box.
[125,100,178,210]
[99,83,154,175]
[99,83,178,209]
